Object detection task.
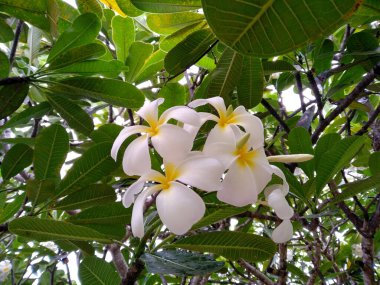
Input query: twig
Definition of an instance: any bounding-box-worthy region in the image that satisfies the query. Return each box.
[9,20,24,67]
[355,104,380,136]
[277,244,288,285]
[239,260,274,285]
[261,99,290,133]
[294,71,306,113]
[127,109,135,126]
[108,106,114,123]
[306,71,324,121]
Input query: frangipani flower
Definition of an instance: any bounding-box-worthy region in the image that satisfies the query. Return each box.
[188,97,264,148]
[111,99,200,176]
[0,260,11,282]
[123,154,224,237]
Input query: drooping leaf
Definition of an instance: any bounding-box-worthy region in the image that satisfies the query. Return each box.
[79,256,120,285]
[112,15,135,63]
[165,28,216,76]
[0,51,9,79]
[125,42,153,82]
[9,217,111,243]
[207,47,243,104]
[50,77,145,108]
[0,193,26,224]
[53,60,124,78]
[46,93,94,135]
[0,82,29,120]
[170,231,276,262]
[141,250,224,276]
[47,13,101,63]
[1,144,33,180]
[147,12,204,35]
[202,0,361,57]
[131,0,201,13]
[34,124,69,180]
[237,56,263,108]
[57,142,117,197]
[0,19,14,42]
[54,184,116,210]
[76,0,103,18]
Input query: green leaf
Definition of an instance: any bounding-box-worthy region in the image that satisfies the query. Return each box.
[0,102,51,131]
[207,47,243,104]
[125,42,153,82]
[48,43,106,70]
[90,124,123,143]
[331,173,380,204]
[47,13,101,63]
[369,152,380,175]
[68,202,131,225]
[57,142,117,197]
[56,240,95,256]
[131,0,201,13]
[1,144,33,180]
[0,193,26,224]
[314,133,341,171]
[79,256,120,285]
[34,124,69,180]
[46,94,94,135]
[0,19,14,42]
[202,0,361,57]
[192,206,249,230]
[0,82,29,120]
[141,250,224,276]
[170,231,276,262]
[147,12,204,35]
[76,0,103,18]
[158,83,187,113]
[287,127,315,178]
[312,39,334,74]
[27,179,57,205]
[52,60,124,78]
[0,0,50,31]
[112,15,135,63]
[9,217,111,243]
[165,28,216,76]
[0,138,35,146]
[115,0,143,17]
[316,136,365,194]
[262,60,295,74]
[51,77,145,108]
[237,56,263,108]
[54,184,116,210]
[0,51,9,79]
[135,50,166,84]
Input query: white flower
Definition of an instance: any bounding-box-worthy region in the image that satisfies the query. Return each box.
[123,154,224,237]
[188,97,264,148]
[0,260,11,282]
[111,98,200,176]
[204,132,273,207]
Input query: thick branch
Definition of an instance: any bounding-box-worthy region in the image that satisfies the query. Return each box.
[361,225,376,285]
[239,260,274,285]
[109,244,128,279]
[276,244,288,285]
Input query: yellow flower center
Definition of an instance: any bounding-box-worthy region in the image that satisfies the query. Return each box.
[234,144,257,168]
[218,113,237,128]
[154,163,180,190]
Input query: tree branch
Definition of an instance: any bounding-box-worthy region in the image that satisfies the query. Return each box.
[261,99,290,133]
[109,244,128,279]
[294,71,306,113]
[306,71,324,121]
[355,104,380,136]
[9,20,24,67]
[239,260,274,285]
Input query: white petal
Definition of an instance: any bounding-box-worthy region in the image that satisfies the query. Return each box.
[160,106,200,126]
[111,125,147,160]
[188,97,226,116]
[271,220,293,244]
[156,182,205,235]
[234,107,264,149]
[250,148,273,193]
[206,125,236,146]
[267,188,294,219]
[177,155,224,191]
[217,162,258,207]
[271,166,289,195]
[152,124,193,164]
[122,134,151,176]
[122,178,145,208]
[183,112,218,141]
[136,98,164,125]
[203,142,236,169]
[131,186,161,238]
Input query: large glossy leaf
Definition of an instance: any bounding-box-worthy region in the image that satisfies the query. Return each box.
[27,179,57,205]
[165,28,216,76]
[9,217,111,243]
[53,60,124,78]
[0,82,29,120]
[131,0,201,13]
[34,124,69,180]
[0,193,26,224]
[314,133,341,171]
[141,250,224,276]
[1,144,33,180]
[125,42,153,82]
[47,13,101,63]
[0,0,50,31]
[147,12,204,35]
[112,15,134,63]
[0,19,13,42]
[170,231,276,262]
[54,184,116,210]
[135,50,166,84]
[90,124,123,143]
[46,93,94,135]
[57,143,117,197]
[68,202,132,225]
[262,60,295,74]
[79,256,120,285]
[115,0,143,17]
[51,77,145,108]
[237,56,263,108]
[316,136,365,194]
[76,0,103,18]
[0,51,9,79]
[202,0,361,57]
[207,47,243,103]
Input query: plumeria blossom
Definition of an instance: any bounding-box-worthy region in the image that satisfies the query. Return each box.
[188,97,264,147]
[122,154,224,237]
[0,260,11,282]
[111,98,201,176]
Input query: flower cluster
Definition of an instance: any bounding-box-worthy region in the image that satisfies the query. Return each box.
[0,260,11,282]
[112,97,312,243]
